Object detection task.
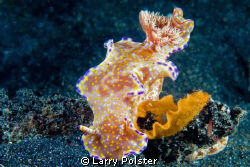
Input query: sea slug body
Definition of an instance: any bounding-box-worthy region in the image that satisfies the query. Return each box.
[76,8,194,159]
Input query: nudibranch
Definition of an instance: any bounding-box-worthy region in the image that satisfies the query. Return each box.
[77,8,194,160]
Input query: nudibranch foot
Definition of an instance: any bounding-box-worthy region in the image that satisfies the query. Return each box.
[80,114,148,160]
[185,136,229,161]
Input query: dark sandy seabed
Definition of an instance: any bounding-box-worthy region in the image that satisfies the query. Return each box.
[0,0,249,166]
